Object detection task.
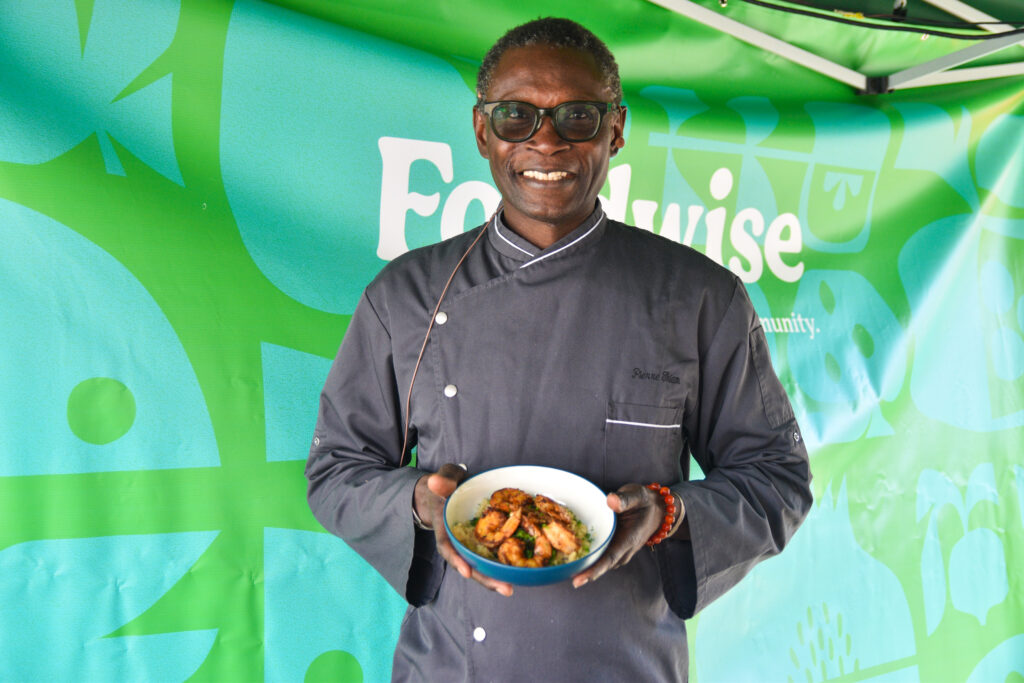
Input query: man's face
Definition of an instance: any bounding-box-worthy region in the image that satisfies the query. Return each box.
[473,45,626,240]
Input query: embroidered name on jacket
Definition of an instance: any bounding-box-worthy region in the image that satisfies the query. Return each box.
[631,368,680,384]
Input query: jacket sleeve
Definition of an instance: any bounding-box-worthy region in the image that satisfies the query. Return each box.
[659,278,813,618]
[305,290,444,604]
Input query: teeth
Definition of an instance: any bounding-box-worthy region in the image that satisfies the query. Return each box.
[522,170,569,181]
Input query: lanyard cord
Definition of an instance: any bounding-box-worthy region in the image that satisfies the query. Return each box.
[398,216,494,467]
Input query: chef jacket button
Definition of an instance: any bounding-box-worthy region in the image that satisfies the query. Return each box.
[443,384,458,398]
[473,627,486,642]
[435,311,448,325]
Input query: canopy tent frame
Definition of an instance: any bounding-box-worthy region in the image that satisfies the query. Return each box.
[647,0,1024,93]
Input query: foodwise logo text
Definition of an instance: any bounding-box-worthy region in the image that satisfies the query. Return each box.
[376,136,806,286]
[375,138,807,287]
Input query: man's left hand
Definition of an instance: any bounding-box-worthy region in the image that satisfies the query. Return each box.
[571,483,681,588]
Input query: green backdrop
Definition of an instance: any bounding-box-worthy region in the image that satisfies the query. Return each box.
[1,0,1022,680]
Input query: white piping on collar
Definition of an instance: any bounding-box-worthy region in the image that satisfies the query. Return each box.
[493,217,536,258]
[520,210,604,269]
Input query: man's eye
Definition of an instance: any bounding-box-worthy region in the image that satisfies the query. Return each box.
[501,105,534,119]
[565,108,595,120]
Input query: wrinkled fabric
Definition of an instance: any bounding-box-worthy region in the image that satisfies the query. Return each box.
[306,209,812,681]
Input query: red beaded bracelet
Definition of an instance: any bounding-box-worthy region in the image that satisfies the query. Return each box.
[645,483,676,546]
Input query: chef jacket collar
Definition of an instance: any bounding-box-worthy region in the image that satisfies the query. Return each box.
[488,203,607,267]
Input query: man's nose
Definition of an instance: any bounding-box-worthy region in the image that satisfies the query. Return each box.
[528,114,570,151]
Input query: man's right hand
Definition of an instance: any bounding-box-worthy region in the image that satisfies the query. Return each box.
[413,463,514,597]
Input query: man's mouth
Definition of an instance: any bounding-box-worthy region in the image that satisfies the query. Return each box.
[521,170,572,182]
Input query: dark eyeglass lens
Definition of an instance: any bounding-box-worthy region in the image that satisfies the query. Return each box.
[488,102,606,141]
[554,103,601,140]
[490,103,537,141]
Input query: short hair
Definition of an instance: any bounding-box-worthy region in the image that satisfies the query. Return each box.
[476,17,622,105]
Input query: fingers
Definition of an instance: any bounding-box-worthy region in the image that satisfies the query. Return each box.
[573,526,629,587]
[573,529,631,587]
[573,484,664,588]
[437,462,469,483]
[433,524,513,596]
[470,568,514,597]
[572,558,606,588]
[607,483,649,513]
[423,463,512,597]
[427,463,468,498]
[433,526,472,577]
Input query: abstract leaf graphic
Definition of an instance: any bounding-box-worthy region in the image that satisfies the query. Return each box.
[0,0,182,183]
[0,533,217,681]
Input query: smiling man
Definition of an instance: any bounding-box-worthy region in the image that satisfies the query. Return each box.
[473,44,622,248]
[307,17,812,681]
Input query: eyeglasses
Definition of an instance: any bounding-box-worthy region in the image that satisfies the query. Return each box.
[479,100,619,143]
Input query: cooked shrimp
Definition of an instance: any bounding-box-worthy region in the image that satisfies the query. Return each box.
[474,506,522,548]
[497,538,527,566]
[534,494,573,526]
[497,536,549,568]
[523,508,549,530]
[489,487,531,512]
[541,519,580,555]
[522,519,552,564]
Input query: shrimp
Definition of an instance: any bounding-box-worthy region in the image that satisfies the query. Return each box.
[497,538,529,566]
[496,533,551,568]
[534,494,573,526]
[541,519,580,555]
[523,508,549,531]
[474,506,522,548]
[489,487,530,513]
[522,519,552,564]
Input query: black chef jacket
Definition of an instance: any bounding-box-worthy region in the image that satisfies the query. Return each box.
[307,205,812,681]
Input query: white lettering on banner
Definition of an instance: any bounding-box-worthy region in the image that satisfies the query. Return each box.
[729,207,764,282]
[378,137,500,260]
[378,137,451,260]
[600,164,632,226]
[762,313,818,340]
[599,164,805,283]
[378,137,804,283]
[440,181,501,240]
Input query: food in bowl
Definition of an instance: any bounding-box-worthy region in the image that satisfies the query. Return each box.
[450,487,591,568]
[443,465,616,586]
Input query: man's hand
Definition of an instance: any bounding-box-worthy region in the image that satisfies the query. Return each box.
[413,463,515,597]
[571,483,681,588]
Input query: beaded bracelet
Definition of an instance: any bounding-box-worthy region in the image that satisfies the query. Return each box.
[645,483,676,546]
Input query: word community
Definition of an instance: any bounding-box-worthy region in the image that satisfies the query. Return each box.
[761,312,818,339]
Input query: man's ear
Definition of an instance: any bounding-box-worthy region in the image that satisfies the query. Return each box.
[610,106,627,157]
[473,107,489,159]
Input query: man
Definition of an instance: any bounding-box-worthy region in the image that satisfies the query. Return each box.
[307,17,812,681]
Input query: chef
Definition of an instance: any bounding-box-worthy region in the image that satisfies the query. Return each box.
[306,17,812,681]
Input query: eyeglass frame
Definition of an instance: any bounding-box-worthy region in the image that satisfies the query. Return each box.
[477,100,621,143]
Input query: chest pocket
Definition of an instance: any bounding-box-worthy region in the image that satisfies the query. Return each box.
[603,402,684,491]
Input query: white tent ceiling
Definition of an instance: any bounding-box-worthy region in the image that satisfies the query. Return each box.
[649,0,1024,92]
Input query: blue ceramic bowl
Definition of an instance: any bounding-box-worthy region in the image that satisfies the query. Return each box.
[443,465,616,587]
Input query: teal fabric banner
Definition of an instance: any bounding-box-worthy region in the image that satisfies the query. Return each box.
[1,0,1022,680]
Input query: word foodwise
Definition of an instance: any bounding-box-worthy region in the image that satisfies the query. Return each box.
[378,137,804,284]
